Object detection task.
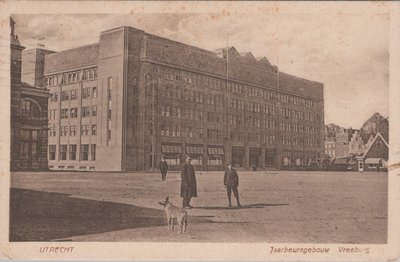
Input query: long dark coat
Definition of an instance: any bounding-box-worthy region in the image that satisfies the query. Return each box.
[224,167,239,188]
[180,162,197,198]
[159,160,168,173]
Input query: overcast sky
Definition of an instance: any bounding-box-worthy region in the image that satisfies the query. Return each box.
[13,12,389,129]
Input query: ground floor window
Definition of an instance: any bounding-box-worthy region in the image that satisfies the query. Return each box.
[164,154,180,166]
[283,157,291,166]
[69,145,77,160]
[59,145,67,160]
[81,144,89,161]
[295,157,303,166]
[208,155,223,166]
[91,144,96,161]
[49,145,56,160]
[191,155,203,166]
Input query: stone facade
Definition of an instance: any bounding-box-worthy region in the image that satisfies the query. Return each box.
[10,17,49,171]
[38,26,324,171]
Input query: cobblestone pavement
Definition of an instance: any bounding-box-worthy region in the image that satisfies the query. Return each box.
[10,170,387,243]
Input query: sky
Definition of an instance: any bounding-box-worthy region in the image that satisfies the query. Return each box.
[13,11,389,129]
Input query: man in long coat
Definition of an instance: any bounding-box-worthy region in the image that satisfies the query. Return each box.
[159,156,168,181]
[224,163,241,208]
[181,156,197,208]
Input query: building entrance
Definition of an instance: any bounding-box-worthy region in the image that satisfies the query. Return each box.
[249,147,261,168]
[231,147,244,167]
[265,148,276,167]
[19,129,41,169]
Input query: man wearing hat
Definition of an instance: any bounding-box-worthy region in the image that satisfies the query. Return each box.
[224,163,241,208]
[181,156,197,208]
[159,155,168,181]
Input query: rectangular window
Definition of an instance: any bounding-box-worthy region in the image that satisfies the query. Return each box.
[91,124,96,135]
[82,107,90,118]
[49,145,56,160]
[91,144,96,161]
[70,90,77,100]
[61,91,69,101]
[92,106,97,117]
[61,109,69,119]
[92,87,97,98]
[59,145,67,160]
[107,77,113,99]
[70,108,78,118]
[69,145,77,160]
[81,144,89,161]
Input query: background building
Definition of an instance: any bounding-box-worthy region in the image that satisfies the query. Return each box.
[25,26,324,171]
[324,137,336,159]
[10,17,49,170]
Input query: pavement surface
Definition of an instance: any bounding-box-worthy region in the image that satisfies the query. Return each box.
[10,170,387,243]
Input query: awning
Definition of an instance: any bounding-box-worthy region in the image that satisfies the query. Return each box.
[365,158,382,165]
[161,144,182,154]
[186,146,203,154]
[333,158,349,165]
[208,147,224,155]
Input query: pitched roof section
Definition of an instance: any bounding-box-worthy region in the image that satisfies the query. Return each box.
[363,132,388,158]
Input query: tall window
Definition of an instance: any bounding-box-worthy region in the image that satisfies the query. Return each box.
[69,145,77,160]
[49,145,56,160]
[20,100,41,119]
[81,144,89,161]
[91,144,96,161]
[59,145,67,160]
[92,106,97,117]
[92,87,98,98]
[107,77,113,145]
[91,124,97,135]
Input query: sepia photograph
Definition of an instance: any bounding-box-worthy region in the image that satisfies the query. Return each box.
[1,1,399,261]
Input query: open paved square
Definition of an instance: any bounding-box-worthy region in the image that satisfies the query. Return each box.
[10,170,387,243]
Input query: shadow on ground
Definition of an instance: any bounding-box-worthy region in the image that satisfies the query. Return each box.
[195,203,288,210]
[10,188,172,241]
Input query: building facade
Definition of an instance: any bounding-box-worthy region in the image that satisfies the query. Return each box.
[10,17,49,171]
[324,137,336,159]
[28,26,324,171]
[348,130,367,156]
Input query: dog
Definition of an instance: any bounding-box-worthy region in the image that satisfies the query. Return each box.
[158,197,188,234]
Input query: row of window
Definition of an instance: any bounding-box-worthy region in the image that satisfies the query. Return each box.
[279,122,319,134]
[51,106,97,120]
[49,144,96,161]
[50,124,97,137]
[50,87,98,102]
[153,67,318,106]
[229,132,276,144]
[283,137,320,147]
[160,155,223,166]
[45,68,98,87]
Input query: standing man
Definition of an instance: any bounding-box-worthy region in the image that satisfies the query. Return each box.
[181,156,197,209]
[159,155,168,181]
[224,163,241,208]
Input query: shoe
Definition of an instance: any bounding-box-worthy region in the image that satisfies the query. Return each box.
[188,205,194,208]
[184,206,192,209]
[228,204,232,208]
[237,204,242,208]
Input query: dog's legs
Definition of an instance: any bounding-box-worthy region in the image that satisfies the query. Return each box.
[171,218,174,231]
[178,217,183,234]
[167,217,171,231]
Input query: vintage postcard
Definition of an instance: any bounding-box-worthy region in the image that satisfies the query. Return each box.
[0,1,399,261]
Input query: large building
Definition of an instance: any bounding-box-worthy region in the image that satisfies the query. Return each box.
[10,17,49,170]
[27,26,324,171]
